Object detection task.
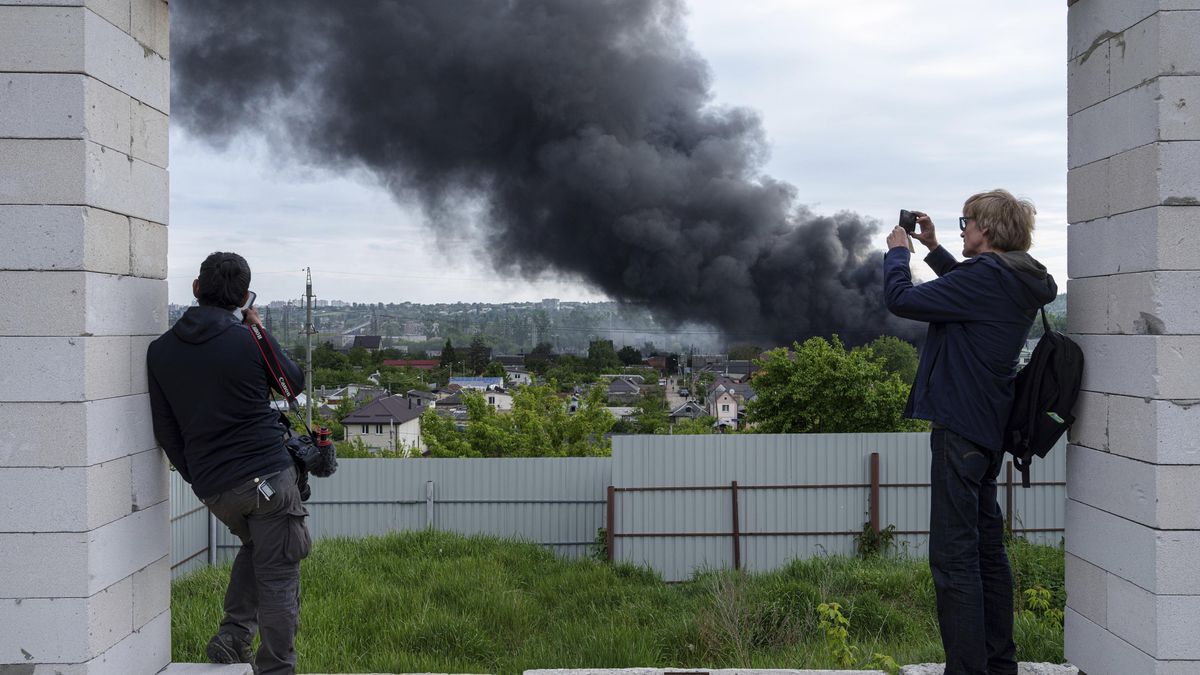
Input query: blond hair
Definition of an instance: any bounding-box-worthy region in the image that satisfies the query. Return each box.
[962,189,1036,252]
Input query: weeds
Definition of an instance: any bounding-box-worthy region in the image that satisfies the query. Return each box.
[172,530,1064,674]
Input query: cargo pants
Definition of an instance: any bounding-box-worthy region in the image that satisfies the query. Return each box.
[203,465,311,675]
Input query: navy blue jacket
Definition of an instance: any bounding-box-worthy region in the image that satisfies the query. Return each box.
[147,306,303,499]
[884,245,1057,450]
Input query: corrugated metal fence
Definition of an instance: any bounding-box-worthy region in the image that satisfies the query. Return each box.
[171,457,611,579]
[608,433,1065,581]
[171,434,1065,581]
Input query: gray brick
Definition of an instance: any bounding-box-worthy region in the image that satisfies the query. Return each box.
[1078,334,1200,398]
[1069,37,1110,115]
[130,555,168,630]
[130,0,167,58]
[86,609,170,675]
[1159,140,1200,204]
[130,218,167,278]
[0,531,88,598]
[1070,206,1200,278]
[129,334,155,395]
[87,575,133,657]
[0,206,128,275]
[1161,10,1200,77]
[87,501,168,595]
[1069,498,1200,595]
[1107,572,1157,655]
[0,457,131,532]
[0,139,86,205]
[0,73,86,138]
[1066,608,1158,675]
[1110,271,1200,335]
[0,5,85,72]
[1068,444,1200,529]
[84,75,132,155]
[1110,395,1200,465]
[1068,81,1159,168]
[130,99,168,168]
[1070,390,1109,452]
[1065,276,1108,334]
[85,0,132,34]
[83,8,168,113]
[0,272,164,337]
[1067,159,1109,223]
[0,596,90,663]
[1067,0,1158,61]
[1067,552,1108,627]
[1159,76,1200,141]
[130,447,166,512]
[1109,143,1161,214]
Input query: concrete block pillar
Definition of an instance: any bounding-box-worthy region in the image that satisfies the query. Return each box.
[0,1,171,673]
[1065,1,1200,673]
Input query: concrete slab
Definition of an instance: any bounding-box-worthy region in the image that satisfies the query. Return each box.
[526,670,885,675]
[158,664,254,675]
[900,663,1078,675]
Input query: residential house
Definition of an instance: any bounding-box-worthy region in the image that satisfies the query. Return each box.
[352,335,383,350]
[406,389,437,410]
[342,395,425,455]
[643,355,668,372]
[449,376,504,390]
[504,368,533,386]
[669,400,707,424]
[606,377,642,404]
[706,381,756,429]
[435,386,513,412]
[605,406,638,423]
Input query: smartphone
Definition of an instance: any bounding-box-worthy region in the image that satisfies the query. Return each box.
[235,291,256,322]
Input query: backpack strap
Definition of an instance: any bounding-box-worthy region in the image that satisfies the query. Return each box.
[1013,452,1033,488]
[1040,306,1051,335]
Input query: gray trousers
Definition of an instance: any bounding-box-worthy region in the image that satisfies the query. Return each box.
[203,465,311,675]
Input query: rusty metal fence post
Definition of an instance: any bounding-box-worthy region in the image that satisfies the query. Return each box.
[730,480,741,571]
[606,485,615,564]
[869,452,881,534]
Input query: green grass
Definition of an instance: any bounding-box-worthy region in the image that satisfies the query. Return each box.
[172,531,1064,674]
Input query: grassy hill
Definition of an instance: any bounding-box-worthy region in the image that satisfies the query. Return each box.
[172,530,1064,674]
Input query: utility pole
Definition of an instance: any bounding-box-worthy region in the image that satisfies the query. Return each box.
[305,268,315,430]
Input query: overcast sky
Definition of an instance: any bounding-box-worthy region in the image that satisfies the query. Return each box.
[168,0,1068,306]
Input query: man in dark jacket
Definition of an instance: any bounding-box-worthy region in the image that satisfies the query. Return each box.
[884,190,1057,675]
[148,252,308,675]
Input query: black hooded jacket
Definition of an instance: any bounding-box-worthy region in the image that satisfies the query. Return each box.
[147,305,303,498]
[884,245,1058,450]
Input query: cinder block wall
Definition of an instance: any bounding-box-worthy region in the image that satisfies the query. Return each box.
[1065,1,1200,673]
[0,1,171,672]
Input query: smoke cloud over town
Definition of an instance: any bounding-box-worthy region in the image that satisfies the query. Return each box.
[172,0,919,345]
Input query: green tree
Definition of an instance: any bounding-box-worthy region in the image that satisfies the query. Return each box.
[483,360,507,379]
[421,384,614,457]
[728,344,763,361]
[859,335,919,386]
[672,415,717,434]
[439,339,458,369]
[587,339,621,373]
[347,346,371,368]
[630,391,668,434]
[467,335,492,375]
[312,341,348,369]
[617,345,643,366]
[745,335,924,433]
[524,342,556,374]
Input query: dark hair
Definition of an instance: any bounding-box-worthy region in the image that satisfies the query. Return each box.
[197,252,251,309]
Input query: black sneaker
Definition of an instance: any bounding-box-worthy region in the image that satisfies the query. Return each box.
[205,632,254,668]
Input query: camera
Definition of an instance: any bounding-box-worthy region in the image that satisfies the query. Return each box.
[898,209,918,234]
[286,426,337,478]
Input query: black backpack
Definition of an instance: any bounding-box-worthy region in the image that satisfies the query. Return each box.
[1003,308,1084,487]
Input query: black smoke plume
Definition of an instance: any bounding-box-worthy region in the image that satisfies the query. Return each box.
[172,0,918,345]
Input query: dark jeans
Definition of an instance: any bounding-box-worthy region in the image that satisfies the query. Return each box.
[202,465,311,675]
[928,428,1017,675]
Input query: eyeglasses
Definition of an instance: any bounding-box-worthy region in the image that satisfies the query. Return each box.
[958,216,975,231]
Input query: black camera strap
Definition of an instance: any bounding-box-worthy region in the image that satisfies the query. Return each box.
[247,323,315,438]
